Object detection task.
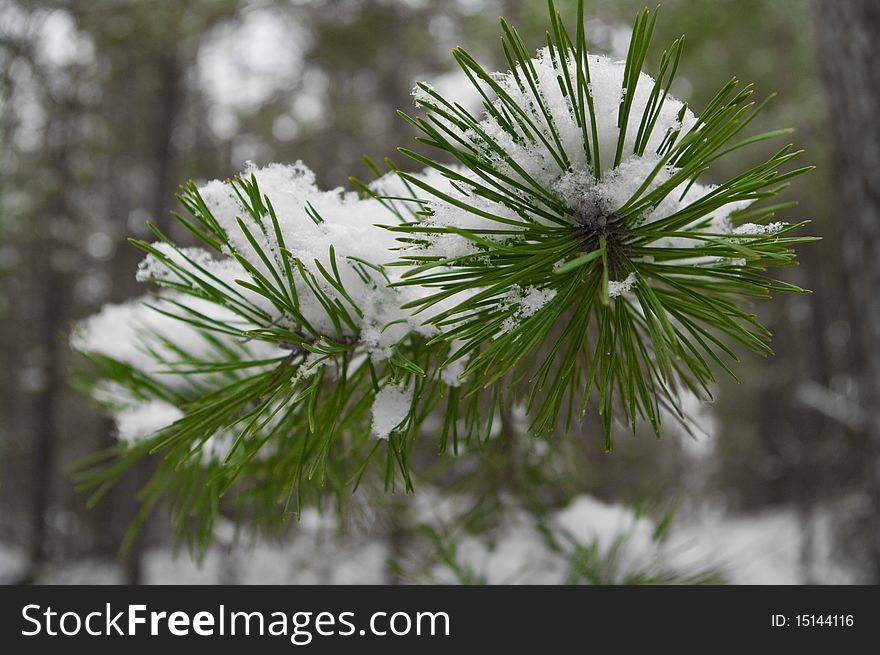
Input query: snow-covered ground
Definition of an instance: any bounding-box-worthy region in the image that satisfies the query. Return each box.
[0,499,858,585]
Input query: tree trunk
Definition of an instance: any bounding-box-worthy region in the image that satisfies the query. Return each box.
[151,53,182,235]
[21,106,76,582]
[24,237,68,581]
[815,0,880,582]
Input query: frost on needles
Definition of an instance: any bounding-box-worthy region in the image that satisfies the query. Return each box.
[70,1,815,543]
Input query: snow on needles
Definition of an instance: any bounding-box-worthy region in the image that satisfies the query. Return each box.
[71,294,281,380]
[115,400,183,443]
[408,49,766,286]
[71,294,283,459]
[481,50,696,182]
[371,383,414,440]
[75,163,470,452]
[137,162,435,358]
[501,285,557,333]
[607,272,636,298]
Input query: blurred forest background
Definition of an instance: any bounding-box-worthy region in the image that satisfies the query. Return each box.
[1,0,878,584]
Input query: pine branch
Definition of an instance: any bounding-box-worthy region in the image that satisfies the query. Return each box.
[387,0,816,445]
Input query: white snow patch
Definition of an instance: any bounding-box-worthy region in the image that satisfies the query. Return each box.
[406,48,760,283]
[734,222,785,236]
[501,285,557,333]
[135,162,436,353]
[115,401,184,443]
[607,272,636,298]
[441,355,469,387]
[371,383,414,440]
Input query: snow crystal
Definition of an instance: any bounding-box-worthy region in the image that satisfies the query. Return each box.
[411,82,435,109]
[370,383,413,440]
[501,285,557,333]
[734,222,785,236]
[72,298,188,372]
[115,400,183,443]
[369,165,463,203]
[375,166,517,262]
[552,168,597,206]
[607,272,636,298]
[518,285,556,317]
